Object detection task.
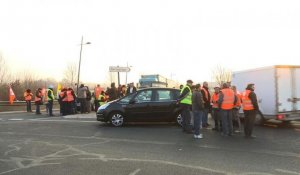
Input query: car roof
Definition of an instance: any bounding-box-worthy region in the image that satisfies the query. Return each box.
[137,87,180,91]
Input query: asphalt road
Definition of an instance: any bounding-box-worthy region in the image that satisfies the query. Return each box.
[0,112,299,175]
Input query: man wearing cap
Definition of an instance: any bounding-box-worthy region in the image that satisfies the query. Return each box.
[177,80,193,133]
[47,85,55,116]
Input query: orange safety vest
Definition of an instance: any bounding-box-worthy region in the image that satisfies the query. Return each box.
[24,92,32,101]
[220,88,235,110]
[202,88,209,101]
[94,87,103,99]
[60,91,68,102]
[35,92,42,102]
[211,93,219,108]
[242,90,254,110]
[67,90,74,102]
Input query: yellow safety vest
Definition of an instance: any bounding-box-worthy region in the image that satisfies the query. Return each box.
[180,85,192,105]
[98,95,106,106]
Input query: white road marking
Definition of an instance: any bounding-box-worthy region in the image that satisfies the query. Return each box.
[129,168,141,175]
[8,119,24,121]
[275,169,300,175]
[63,115,96,119]
[28,119,98,123]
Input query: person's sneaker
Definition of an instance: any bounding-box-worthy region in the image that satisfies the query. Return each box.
[194,135,199,139]
[234,130,241,133]
[198,134,203,139]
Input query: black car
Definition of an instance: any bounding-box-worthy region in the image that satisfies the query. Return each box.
[96,88,183,126]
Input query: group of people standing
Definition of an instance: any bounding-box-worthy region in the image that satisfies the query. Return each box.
[178,80,259,139]
[24,86,56,116]
[23,82,138,116]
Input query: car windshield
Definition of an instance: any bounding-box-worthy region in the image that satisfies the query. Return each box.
[119,93,136,103]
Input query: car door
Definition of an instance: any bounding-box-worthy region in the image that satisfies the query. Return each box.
[124,90,154,122]
[150,89,176,122]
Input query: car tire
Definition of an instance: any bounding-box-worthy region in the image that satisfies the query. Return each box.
[109,112,125,127]
[176,113,183,126]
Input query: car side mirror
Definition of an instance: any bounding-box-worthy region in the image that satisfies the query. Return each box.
[129,99,136,104]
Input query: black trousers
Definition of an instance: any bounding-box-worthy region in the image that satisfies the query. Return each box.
[180,104,192,132]
[47,100,53,116]
[244,110,257,137]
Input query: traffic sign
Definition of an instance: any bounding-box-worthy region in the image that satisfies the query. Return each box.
[109,66,131,72]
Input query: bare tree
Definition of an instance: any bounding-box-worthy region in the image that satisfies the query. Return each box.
[62,63,78,89]
[211,65,232,87]
[0,53,9,84]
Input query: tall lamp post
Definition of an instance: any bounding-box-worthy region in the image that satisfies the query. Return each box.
[76,36,91,94]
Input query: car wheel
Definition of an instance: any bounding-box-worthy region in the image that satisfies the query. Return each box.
[110,112,124,127]
[176,113,183,126]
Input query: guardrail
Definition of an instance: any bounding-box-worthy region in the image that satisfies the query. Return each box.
[0,101,60,112]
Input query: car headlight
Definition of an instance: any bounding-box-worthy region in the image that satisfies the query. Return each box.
[99,103,109,110]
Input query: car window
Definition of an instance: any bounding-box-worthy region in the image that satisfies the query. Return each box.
[157,90,172,101]
[119,93,135,103]
[134,90,152,102]
[172,90,180,100]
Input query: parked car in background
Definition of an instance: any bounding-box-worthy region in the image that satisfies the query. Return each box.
[96,88,182,126]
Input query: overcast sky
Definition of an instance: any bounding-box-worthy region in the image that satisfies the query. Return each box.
[1,0,300,85]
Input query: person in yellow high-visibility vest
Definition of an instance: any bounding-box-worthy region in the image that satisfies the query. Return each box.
[177,79,193,133]
[98,91,107,107]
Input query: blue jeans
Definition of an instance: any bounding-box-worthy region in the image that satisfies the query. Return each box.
[193,110,204,135]
[35,104,41,114]
[220,109,233,136]
[202,108,209,126]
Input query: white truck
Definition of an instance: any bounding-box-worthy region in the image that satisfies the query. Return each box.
[231,65,300,124]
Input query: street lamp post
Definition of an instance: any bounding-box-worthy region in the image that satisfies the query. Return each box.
[76,36,91,94]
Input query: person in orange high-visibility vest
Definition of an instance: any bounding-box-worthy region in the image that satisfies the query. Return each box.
[34,88,43,115]
[231,85,242,133]
[67,88,76,115]
[24,89,33,112]
[201,81,211,128]
[211,86,221,131]
[59,88,68,116]
[94,84,103,112]
[218,83,237,137]
[242,83,259,139]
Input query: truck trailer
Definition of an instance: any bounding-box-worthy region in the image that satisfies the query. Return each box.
[231,65,300,124]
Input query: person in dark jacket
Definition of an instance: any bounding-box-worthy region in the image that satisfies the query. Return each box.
[126,82,137,95]
[107,83,118,101]
[243,83,259,138]
[177,80,193,133]
[86,86,92,113]
[201,81,211,128]
[35,88,43,115]
[192,84,205,139]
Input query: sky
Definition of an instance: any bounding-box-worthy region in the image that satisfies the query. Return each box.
[1,0,300,85]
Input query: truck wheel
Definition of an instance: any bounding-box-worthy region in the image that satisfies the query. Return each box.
[255,113,265,126]
[109,112,124,127]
